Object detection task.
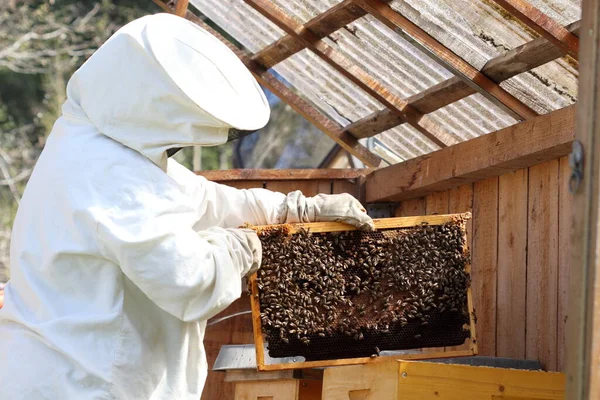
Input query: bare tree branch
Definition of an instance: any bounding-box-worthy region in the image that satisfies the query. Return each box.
[0,2,104,74]
[0,148,21,205]
[0,169,32,186]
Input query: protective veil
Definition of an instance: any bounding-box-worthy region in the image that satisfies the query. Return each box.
[0,13,372,400]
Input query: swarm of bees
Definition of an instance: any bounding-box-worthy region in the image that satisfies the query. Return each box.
[254,220,471,359]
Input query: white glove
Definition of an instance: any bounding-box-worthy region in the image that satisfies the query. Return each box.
[277,191,375,231]
[227,228,262,278]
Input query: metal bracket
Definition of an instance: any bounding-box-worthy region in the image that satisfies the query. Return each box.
[366,203,399,218]
[569,140,584,193]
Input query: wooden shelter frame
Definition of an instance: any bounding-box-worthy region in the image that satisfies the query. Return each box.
[153,0,579,167]
[152,1,600,399]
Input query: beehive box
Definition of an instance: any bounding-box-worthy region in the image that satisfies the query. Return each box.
[249,214,477,371]
[322,360,565,400]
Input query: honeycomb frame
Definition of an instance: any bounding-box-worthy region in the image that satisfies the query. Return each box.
[248,213,478,371]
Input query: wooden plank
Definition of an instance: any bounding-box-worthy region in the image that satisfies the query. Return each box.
[394,198,426,217]
[322,362,398,400]
[234,380,299,400]
[250,213,471,234]
[365,105,576,203]
[448,185,473,245]
[331,180,360,198]
[224,370,295,383]
[251,0,379,69]
[447,185,474,353]
[298,380,323,400]
[196,169,368,182]
[566,1,600,397]
[258,349,475,372]
[344,20,579,138]
[317,180,334,196]
[483,20,580,82]
[471,178,499,357]
[152,0,382,167]
[355,0,538,121]
[249,273,266,373]
[526,160,559,371]
[425,190,450,215]
[264,181,321,197]
[344,110,405,140]
[215,181,265,190]
[491,0,579,60]
[496,169,528,360]
[558,156,572,372]
[448,186,473,256]
[244,0,456,148]
[397,361,566,399]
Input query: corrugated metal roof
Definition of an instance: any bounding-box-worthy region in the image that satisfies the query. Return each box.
[189,0,580,165]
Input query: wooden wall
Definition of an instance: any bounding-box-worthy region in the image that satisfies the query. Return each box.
[394,156,573,372]
[200,157,572,399]
[201,177,361,400]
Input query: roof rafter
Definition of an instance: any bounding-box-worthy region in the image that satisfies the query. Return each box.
[174,0,189,17]
[491,0,579,60]
[347,20,580,139]
[355,0,538,121]
[152,0,382,167]
[245,0,458,147]
[251,0,384,69]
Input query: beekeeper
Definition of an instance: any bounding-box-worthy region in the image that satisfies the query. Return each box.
[0,13,374,400]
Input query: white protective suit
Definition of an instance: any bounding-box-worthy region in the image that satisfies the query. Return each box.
[0,13,373,400]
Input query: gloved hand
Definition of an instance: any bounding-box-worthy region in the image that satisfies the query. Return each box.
[227,228,262,278]
[228,228,262,294]
[278,191,375,231]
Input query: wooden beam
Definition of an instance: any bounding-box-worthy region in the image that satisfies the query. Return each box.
[245,0,457,148]
[365,105,576,202]
[344,111,405,139]
[483,21,580,81]
[251,0,386,69]
[174,0,189,17]
[355,0,538,121]
[566,0,600,397]
[196,169,369,182]
[491,0,579,60]
[152,0,382,167]
[347,20,580,138]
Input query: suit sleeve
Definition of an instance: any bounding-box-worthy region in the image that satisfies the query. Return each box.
[167,159,288,229]
[96,171,256,323]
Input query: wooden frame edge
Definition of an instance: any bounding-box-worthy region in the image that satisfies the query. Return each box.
[249,213,472,234]
[256,349,476,372]
[249,273,266,370]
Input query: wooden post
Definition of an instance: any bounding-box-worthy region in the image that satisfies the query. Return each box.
[566,0,600,398]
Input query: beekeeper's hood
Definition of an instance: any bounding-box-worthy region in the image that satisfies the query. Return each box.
[62,13,270,170]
